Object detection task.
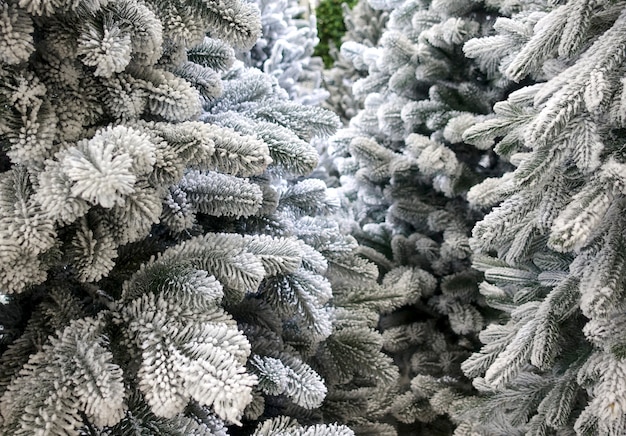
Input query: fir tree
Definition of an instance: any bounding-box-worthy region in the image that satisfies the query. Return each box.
[0,0,397,434]
[457,1,626,435]
[198,63,400,434]
[321,0,389,123]
[324,0,512,433]
[243,0,329,106]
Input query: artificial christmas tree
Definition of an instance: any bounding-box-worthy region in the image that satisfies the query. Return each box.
[324,0,512,432]
[321,0,389,123]
[0,0,397,434]
[244,0,328,106]
[457,1,626,434]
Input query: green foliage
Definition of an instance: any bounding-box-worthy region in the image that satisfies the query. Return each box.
[314,0,359,67]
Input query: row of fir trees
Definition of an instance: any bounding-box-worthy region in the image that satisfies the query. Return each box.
[0,0,624,434]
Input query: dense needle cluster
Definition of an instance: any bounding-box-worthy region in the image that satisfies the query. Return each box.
[1,0,625,435]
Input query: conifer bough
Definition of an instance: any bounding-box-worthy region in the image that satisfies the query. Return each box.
[0,0,397,434]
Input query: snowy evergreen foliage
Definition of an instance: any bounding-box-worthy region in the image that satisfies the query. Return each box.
[4,0,625,433]
[198,64,400,434]
[324,0,514,432]
[321,0,389,123]
[0,0,399,434]
[243,0,329,105]
[454,1,626,435]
